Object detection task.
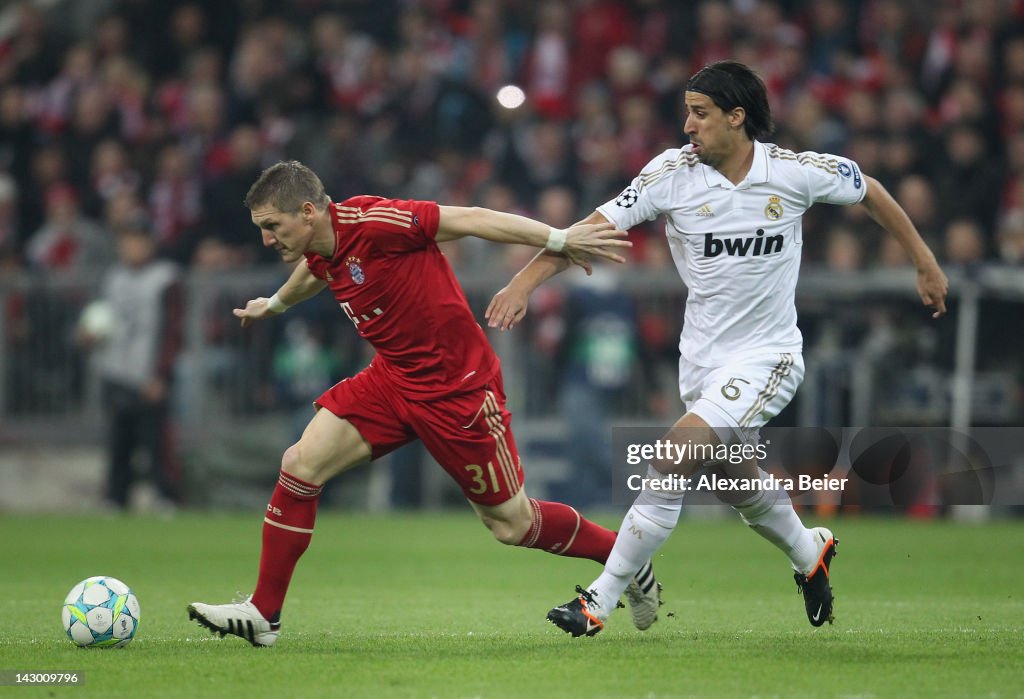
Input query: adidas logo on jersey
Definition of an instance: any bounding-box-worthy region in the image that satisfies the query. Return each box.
[696,203,714,217]
[703,229,784,257]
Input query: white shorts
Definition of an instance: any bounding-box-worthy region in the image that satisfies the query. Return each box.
[679,352,805,446]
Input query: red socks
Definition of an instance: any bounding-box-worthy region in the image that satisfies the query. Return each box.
[516,498,616,563]
[251,471,322,622]
[249,480,614,621]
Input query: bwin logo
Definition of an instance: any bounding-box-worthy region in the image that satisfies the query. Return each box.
[703,229,783,257]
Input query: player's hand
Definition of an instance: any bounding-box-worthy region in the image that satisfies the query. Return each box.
[486,284,530,331]
[562,222,631,268]
[916,261,949,318]
[564,250,594,275]
[232,297,283,327]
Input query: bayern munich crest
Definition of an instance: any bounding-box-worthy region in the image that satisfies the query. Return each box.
[346,256,365,284]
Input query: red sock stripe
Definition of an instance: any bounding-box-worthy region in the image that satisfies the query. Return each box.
[517,499,616,564]
[279,471,323,499]
[551,507,582,554]
[517,497,544,548]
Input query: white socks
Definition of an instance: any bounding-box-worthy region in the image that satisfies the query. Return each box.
[732,467,819,573]
[586,464,821,620]
[587,466,683,618]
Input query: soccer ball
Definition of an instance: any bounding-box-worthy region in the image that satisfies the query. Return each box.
[62,576,141,648]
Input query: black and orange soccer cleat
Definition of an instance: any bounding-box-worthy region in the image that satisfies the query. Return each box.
[794,526,838,627]
[546,585,607,637]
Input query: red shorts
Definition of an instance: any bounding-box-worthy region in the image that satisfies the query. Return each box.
[315,362,524,506]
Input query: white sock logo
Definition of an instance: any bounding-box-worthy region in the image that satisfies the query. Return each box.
[627,513,643,539]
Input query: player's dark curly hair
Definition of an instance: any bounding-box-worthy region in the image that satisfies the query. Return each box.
[686,61,774,141]
[244,160,330,213]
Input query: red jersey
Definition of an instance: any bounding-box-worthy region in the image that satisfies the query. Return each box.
[304,197,500,399]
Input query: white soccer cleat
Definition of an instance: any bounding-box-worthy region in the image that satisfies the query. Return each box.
[187,596,280,647]
[624,560,663,631]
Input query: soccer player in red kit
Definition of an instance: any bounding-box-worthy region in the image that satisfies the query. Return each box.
[188,161,662,646]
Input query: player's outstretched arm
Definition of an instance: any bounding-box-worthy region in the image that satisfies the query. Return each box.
[486,211,612,331]
[435,206,629,268]
[232,260,327,328]
[485,250,567,331]
[860,175,949,318]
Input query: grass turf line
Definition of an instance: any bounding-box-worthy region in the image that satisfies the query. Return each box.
[1,513,1021,698]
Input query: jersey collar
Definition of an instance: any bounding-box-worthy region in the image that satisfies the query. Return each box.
[702,140,769,190]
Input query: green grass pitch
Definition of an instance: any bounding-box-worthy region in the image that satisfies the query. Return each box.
[1,512,1022,698]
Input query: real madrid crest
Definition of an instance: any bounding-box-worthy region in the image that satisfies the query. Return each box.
[346,256,365,285]
[764,195,783,220]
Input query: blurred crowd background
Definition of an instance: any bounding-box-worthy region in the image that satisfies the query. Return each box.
[5,0,1024,272]
[1,0,1022,513]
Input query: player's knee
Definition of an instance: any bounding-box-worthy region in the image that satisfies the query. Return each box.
[280,443,324,485]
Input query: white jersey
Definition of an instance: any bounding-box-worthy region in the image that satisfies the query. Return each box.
[597,140,866,367]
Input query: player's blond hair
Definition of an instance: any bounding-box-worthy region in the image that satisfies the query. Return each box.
[244,160,330,213]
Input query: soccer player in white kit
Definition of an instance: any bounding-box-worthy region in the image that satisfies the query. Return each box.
[486,60,948,635]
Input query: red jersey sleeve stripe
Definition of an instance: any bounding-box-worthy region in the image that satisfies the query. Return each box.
[335,204,413,220]
[336,213,412,228]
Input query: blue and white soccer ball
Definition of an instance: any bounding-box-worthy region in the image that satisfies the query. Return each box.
[62,576,141,648]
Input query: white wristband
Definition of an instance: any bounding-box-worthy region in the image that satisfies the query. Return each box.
[267,293,291,314]
[545,226,567,253]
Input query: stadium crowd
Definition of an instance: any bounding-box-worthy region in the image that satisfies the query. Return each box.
[1,0,1023,427]
[2,0,1024,274]
[2,0,1022,515]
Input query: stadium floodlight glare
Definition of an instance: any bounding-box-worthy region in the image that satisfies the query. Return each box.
[496,84,526,109]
